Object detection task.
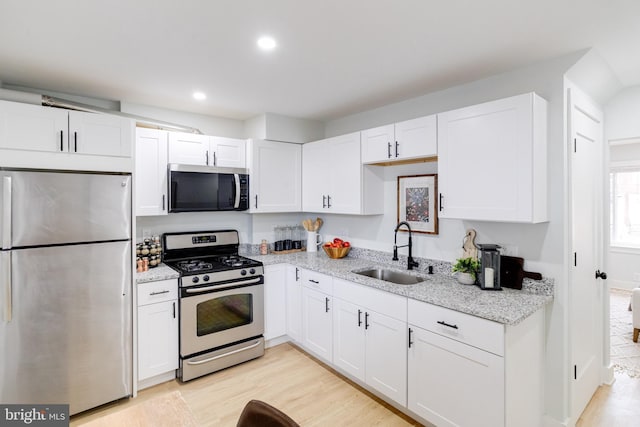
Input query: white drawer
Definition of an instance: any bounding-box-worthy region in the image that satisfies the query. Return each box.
[137,279,178,306]
[408,299,504,356]
[301,269,333,295]
[333,278,407,321]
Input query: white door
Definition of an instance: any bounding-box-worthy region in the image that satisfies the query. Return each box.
[138,300,178,381]
[264,265,287,341]
[568,85,605,421]
[69,111,133,157]
[302,287,332,363]
[285,265,303,342]
[365,310,407,406]
[168,132,209,165]
[209,136,246,168]
[135,128,168,216]
[327,132,362,214]
[251,139,302,212]
[332,298,366,381]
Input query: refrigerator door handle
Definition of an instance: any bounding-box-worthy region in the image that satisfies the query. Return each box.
[2,176,12,250]
[1,251,11,322]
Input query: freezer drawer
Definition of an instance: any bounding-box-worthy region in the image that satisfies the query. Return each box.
[1,170,131,248]
[0,240,132,415]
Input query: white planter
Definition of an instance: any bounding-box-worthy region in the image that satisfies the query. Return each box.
[456,272,476,285]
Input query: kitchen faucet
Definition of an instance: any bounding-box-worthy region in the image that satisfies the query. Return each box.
[393,221,419,270]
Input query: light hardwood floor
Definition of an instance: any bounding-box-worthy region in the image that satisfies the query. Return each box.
[71,343,419,426]
[71,342,640,426]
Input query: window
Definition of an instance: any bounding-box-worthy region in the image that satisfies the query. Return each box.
[610,166,640,248]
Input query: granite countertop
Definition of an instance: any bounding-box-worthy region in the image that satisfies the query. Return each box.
[136,263,179,284]
[248,251,553,326]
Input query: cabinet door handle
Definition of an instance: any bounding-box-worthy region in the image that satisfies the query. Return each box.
[322,195,327,208]
[439,193,444,212]
[150,290,170,296]
[74,132,78,152]
[162,194,166,211]
[408,327,414,348]
[295,268,299,281]
[358,309,363,327]
[60,130,64,151]
[173,301,176,319]
[309,279,319,284]
[365,312,370,329]
[213,151,217,166]
[395,140,399,157]
[387,142,392,158]
[255,194,258,209]
[205,150,209,165]
[325,297,330,313]
[327,195,331,208]
[437,320,458,330]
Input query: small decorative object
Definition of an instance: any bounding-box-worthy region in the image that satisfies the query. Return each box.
[452,257,480,285]
[397,174,438,234]
[322,237,351,259]
[260,239,268,255]
[477,244,502,290]
[462,229,478,259]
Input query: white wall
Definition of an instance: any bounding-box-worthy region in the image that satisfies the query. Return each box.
[606,86,640,290]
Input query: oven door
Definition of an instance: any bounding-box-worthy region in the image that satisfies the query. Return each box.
[179,276,264,357]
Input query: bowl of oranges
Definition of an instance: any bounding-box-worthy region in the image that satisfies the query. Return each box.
[322,238,351,259]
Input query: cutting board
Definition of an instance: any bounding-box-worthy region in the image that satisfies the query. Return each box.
[500,255,542,290]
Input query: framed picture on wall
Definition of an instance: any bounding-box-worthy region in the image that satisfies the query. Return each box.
[397,174,438,234]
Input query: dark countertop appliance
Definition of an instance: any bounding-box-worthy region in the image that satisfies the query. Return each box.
[163,230,264,381]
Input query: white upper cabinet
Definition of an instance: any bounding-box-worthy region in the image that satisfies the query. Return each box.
[437,92,548,223]
[248,139,301,213]
[361,115,437,164]
[0,100,133,171]
[135,128,168,216]
[68,110,133,157]
[209,136,246,168]
[168,132,246,168]
[303,132,383,215]
[168,132,209,165]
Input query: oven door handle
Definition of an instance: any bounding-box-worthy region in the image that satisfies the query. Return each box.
[186,340,262,365]
[184,277,261,293]
[233,173,241,209]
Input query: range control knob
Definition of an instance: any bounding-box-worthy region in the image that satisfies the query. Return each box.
[240,269,247,276]
[203,275,210,282]
[192,276,199,284]
[249,268,256,275]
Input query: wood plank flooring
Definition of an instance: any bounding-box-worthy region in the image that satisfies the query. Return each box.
[71,342,640,426]
[71,343,419,426]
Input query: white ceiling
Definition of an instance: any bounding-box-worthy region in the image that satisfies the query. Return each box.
[1,0,639,121]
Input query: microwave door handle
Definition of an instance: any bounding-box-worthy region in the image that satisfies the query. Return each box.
[2,176,12,250]
[233,174,241,209]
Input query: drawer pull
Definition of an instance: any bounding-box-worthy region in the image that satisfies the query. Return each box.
[309,279,319,284]
[150,290,170,296]
[437,320,458,330]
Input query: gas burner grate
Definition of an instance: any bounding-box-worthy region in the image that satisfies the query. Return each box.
[176,260,214,273]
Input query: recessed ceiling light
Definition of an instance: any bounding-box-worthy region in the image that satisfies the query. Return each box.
[257,36,277,51]
[193,92,206,101]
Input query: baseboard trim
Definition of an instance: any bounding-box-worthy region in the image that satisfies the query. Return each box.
[602,364,615,385]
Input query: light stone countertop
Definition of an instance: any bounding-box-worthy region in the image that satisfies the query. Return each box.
[248,251,553,326]
[136,263,179,284]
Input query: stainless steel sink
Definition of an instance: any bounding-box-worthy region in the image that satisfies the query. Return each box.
[354,268,425,285]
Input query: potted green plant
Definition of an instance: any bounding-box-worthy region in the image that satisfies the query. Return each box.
[452,257,480,285]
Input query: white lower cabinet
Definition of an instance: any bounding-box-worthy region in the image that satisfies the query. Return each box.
[301,269,333,363]
[408,326,504,427]
[333,295,407,406]
[264,264,287,342]
[285,265,303,343]
[137,279,178,388]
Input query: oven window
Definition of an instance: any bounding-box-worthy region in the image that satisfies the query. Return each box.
[196,294,253,336]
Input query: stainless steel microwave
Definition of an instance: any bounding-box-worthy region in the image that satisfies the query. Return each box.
[168,164,249,212]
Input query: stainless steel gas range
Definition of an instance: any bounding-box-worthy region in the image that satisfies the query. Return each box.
[163,230,264,382]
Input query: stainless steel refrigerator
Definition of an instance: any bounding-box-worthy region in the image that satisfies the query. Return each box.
[0,169,132,415]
